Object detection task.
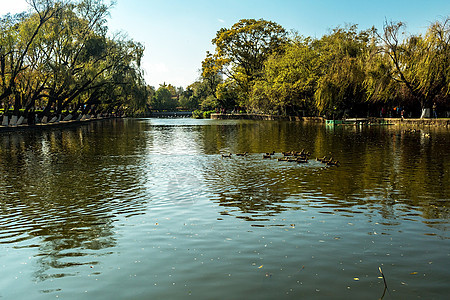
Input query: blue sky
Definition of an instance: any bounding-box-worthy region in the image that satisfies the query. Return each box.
[1,0,449,88]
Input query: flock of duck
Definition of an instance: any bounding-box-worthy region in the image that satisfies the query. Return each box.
[221,150,340,166]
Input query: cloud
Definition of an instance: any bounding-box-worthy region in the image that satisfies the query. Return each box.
[218,18,225,23]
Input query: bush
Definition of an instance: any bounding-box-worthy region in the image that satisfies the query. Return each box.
[203,110,215,119]
[200,95,219,111]
[192,110,203,119]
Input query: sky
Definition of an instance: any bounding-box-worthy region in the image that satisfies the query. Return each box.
[1,0,449,88]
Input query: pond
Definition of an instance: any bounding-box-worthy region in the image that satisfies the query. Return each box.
[0,118,449,299]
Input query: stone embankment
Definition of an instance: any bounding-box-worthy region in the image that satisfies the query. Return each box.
[385,118,450,127]
[210,113,325,122]
[211,113,450,127]
[0,115,115,132]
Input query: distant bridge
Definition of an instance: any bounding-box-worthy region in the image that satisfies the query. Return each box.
[148,111,192,118]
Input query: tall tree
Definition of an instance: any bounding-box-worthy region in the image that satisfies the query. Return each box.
[0,0,59,118]
[207,19,287,106]
[150,85,177,111]
[314,25,372,116]
[379,18,450,115]
[250,36,320,115]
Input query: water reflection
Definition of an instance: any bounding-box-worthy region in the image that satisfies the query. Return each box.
[0,118,449,290]
[192,121,450,233]
[0,120,149,281]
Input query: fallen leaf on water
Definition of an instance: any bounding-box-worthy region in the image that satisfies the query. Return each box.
[258,265,263,269]
[410,272,418,275]
[353,277,360,281]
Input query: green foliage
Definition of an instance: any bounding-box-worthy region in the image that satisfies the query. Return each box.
[151,86,178,111]
[200,95,218,111]
[192,109,203,119]
[203,110,215,119]
[179,79,216,112]
[191,109,215,119]
[250,36,320,115]
[378,19,450,109]
[0,0,148,120]
[207,19,287,104]
[196,17,449,118]
[312,25,372,115]
[216,79,239,109]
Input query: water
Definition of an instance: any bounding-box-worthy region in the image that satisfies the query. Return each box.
[0,118,449,299]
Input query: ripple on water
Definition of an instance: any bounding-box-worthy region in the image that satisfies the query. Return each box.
[1,119,449,299]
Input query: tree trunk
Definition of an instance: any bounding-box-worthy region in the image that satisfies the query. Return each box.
[420,98,433,118]
[71,102,83,117]
[11,93,22,124]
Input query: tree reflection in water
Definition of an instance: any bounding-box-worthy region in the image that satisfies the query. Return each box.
[0,120,149,281]
[198,122,449,233]
[0,118,448,290]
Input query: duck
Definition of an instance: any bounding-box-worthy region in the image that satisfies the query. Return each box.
[262,154,272,159]
[303,150,311,156]
[222,153,232,158]
[296,157,308,163]
[326,160,340,166]
[295,153,308,159]
[265,151,275,155]
[323,157,339,166]
[316,156,327,162]
[324,157,333,163]
[236,152,248,156]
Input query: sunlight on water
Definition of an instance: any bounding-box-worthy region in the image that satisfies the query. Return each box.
[0,118,449,299]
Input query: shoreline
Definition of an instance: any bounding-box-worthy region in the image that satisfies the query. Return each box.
[210,113,450,127]
[0,116,120,133]
[2,114,449,133]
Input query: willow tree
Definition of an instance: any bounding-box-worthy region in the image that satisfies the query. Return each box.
[0,0,59,124]
[38,0,115,121]
[379,18,450,116]
[201,52,222,94]
[249,36,320,115]
[363,41,398,107]
[314,25,372,116]
[206,19,287,108]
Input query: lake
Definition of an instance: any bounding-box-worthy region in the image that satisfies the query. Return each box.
[0,118,449,299]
